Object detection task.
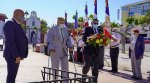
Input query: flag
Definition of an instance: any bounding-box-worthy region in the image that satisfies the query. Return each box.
[103,27,112,39]
[104,0,111,39]
[94,0,97,19]
[84,3,89,27]
[74,10,78,29]
[105,0,111,28]
[65,11,68,27]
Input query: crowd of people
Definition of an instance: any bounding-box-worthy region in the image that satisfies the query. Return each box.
[3,9,145,83]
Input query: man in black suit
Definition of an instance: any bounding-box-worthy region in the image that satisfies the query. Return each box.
[82,19,100,83]
[97,26,105,69]
[3,9,28,83]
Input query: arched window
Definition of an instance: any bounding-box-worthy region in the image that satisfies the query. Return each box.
[32,21,35,26]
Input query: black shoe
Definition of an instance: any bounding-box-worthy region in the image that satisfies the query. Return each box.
[133,77,142,80]
[108,70,113,72]
[69,59,73,62]
[112,71,118,73]
[131,76,136,78]
[99,67,103,70]
[108,70,118,73]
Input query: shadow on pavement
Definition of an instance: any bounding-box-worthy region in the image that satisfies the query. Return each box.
[133,79,149,83]
[100,69,133,80]
[101,69,149,83]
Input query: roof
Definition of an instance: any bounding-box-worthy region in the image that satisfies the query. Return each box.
[122,0,150,7]
[0,13,8,19]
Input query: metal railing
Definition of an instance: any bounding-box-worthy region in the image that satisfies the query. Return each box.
[37,67,95,83]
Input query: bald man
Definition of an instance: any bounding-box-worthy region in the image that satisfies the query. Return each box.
[3,9,28,83]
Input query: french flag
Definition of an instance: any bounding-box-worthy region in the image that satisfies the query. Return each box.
[104,27,112,39]
[94,0,97,19]
[84,3,89,28]
[105,0,111,28]
[104,0,112,39]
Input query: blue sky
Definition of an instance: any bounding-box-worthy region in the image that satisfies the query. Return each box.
[0,0,142,26]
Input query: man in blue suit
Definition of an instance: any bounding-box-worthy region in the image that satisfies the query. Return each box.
[3,9,28,83]
[129,29,145,80]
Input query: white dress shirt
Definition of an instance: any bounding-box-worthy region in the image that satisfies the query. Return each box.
[70,36,75,46]
[111,33,121,47]
[78,39,84,47]
[129,36,137,50]
[93,28,98,34]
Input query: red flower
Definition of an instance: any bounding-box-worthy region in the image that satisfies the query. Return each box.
[96,34,101,39]
[103,39,107,43]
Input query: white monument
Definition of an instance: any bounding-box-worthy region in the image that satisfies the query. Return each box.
[26,11,41,43]
[0,13,7,38]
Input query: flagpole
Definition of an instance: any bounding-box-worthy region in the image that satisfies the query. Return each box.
[94,0,97,19]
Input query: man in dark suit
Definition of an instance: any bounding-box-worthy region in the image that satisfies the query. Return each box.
[82,19,100,83]
[3,9,28,83]
[97,26,105,69]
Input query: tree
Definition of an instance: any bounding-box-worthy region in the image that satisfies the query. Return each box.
[40,19,48,43]
[72,15,76,20]
[89,13,94,21]
[120,17,136,53]
[33,26,37,30]
[111,22,119,28]
[120,17,139,53]
[67,22,74,29]
[40,19,48,34]
[145,9,150,25]
[78,16,84,23]
[125,17,135,25]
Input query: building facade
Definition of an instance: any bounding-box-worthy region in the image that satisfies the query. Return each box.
[121,0,150,39]
[26,11,41,43]
[122,0,150,25]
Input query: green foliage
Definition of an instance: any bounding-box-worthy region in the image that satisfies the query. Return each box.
[37,18,40,20]
[67,22,74,29]
[111,22,119,28]
[40,19,48,34]
[89,13,94,21]
[33,26,37,30]
[138,16,146,25]
[134,19,139,26]
[144,9,150,25]
[78,17,84,23]
[72,15,76,19]
[125,17,140,26]
[125,17,135,25]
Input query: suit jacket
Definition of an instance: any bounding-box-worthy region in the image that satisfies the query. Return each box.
[47,26,72,57]
[129,35,145,59]
[3,19,28,59]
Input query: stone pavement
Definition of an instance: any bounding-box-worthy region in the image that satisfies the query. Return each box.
[0,45,150,83]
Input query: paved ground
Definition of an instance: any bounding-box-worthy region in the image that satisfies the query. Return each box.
[0,45,150,83]
[104,48,150,75]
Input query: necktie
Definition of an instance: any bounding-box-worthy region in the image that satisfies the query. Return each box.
[60,28,64,42]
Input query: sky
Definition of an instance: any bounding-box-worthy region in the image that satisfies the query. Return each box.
[0,0,143,26]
